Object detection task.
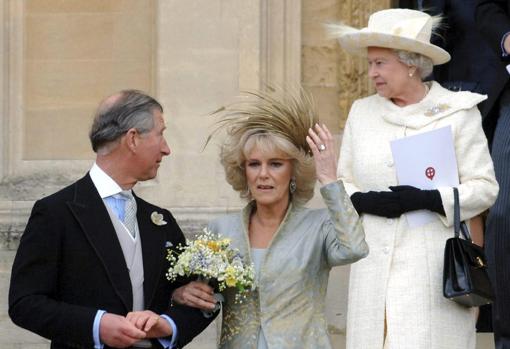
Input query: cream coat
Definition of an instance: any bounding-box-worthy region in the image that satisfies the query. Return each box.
[338,82,499,349]
[208,181,368,349]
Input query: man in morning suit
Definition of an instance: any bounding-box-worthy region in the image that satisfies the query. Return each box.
[476,1,510,348]
[8,90,217,348]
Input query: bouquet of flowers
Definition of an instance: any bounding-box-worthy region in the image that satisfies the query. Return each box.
[166,229,255,304]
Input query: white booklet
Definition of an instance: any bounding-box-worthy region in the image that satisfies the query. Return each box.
[390,126,459,228]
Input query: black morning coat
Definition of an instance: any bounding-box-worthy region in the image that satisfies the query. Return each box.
[476,0,510,338]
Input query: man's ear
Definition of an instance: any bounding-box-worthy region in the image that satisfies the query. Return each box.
[124,128,139,153]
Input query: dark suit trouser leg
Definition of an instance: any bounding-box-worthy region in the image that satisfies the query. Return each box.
[496,337,510,349]
[487,88,510,349]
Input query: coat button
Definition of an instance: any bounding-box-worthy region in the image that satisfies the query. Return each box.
[386,160,394,167]
[383,247,390,254]
[386,218,394,225]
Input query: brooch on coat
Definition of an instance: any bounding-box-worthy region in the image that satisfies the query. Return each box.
[151,211,167,226]
[424,103,450,117]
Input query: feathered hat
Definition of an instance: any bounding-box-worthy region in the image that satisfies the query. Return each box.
[326,8,450,65]
[207,87,319,155]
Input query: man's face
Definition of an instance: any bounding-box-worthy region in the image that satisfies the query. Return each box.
[133,109,171,181]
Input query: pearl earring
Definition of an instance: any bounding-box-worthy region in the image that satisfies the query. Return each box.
[289,178,297,194]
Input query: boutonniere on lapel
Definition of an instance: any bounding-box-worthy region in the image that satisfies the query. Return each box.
[151,211,167,226]
[424,103,450,117]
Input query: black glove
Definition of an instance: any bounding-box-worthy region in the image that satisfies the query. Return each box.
[350,191,403,218]
[389,185,445,215]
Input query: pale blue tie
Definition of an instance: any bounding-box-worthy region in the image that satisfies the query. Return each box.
[118,190,137,238]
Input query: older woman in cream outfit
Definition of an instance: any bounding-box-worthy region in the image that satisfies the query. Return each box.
[328,9,499,349]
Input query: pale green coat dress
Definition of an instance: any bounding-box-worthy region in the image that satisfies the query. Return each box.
[208,180,368,349]
[338,81,499,349]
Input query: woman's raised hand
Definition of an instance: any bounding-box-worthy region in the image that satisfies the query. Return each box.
[306,123,338,185]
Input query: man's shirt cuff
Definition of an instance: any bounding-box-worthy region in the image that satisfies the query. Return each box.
[501,31,510,57]
[158,314,178,348]
[93,310,106,349]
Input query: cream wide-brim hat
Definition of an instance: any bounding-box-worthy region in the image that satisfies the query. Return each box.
[328,8,450,65]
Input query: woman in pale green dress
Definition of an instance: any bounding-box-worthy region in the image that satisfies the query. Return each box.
[204,89,369,349]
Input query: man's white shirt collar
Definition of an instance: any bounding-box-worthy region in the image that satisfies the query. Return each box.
[89,163,124,199]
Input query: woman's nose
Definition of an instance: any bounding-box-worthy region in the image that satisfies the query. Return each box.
[259,164,269,177]
[368,66,377,78]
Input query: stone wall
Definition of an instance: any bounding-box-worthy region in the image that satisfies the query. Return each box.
[0,0,496,348]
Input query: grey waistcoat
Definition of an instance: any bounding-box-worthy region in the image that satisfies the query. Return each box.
[105,205,145,311]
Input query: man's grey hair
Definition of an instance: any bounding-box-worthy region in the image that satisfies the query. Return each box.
[394,50,434,80]
[89,90,163,153]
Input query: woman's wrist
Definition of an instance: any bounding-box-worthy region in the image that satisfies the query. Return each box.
[318,176,337,186]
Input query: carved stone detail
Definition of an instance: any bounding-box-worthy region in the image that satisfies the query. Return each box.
[338,1,392,119]
[302,0,392,132]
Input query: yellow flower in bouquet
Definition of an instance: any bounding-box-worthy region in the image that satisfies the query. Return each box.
[207,241,220,252]
[166,229,255,302]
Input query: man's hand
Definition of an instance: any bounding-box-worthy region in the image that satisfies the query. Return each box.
[99,313,147,348]
[171,281,217,311]
[126,310,172,339]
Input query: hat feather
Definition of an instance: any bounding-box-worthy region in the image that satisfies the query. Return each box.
[429,14,444,32]
[206,87,319,154]
[323,22,358,40]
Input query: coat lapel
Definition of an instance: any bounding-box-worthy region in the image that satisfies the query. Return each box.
[67,174,133,311]
[136,197,166,308]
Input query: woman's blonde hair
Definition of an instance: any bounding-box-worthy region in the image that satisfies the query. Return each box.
[220,128,316,205]
[209,88,319,206]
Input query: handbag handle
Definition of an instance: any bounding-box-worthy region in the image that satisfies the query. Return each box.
[453,187,471,241]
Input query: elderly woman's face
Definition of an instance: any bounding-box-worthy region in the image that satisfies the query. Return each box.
[367,47,412,99]
[245,146,293,208]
